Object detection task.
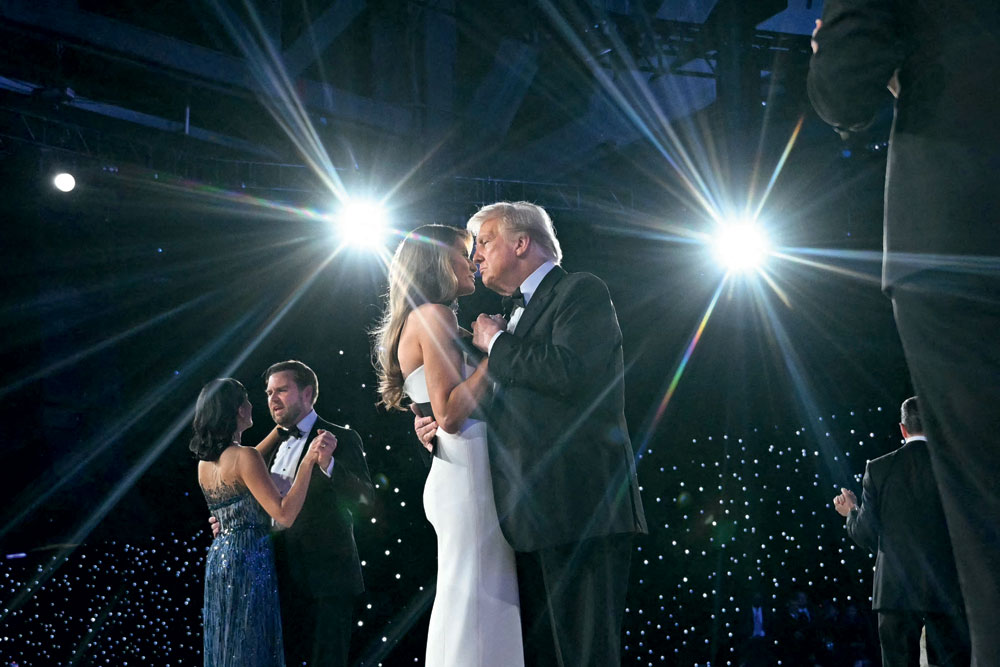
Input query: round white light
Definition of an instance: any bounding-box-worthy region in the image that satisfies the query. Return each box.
[336,200,388,248]
[53,172,76,193]
[713,222,770,272]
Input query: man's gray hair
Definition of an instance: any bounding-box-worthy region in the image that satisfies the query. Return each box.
[900,396,923,435]
[467,201,563,264]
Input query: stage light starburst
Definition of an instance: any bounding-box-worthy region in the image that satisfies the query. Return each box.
[713,221,771,272]
[334,200,389,248]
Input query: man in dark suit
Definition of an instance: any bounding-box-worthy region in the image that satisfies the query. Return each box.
[458,201,647,666]
[808,4,1000,664]
[264,360,373,667]
[833,397,968,667]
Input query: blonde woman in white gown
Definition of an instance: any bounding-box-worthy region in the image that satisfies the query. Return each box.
[373,224,523,667]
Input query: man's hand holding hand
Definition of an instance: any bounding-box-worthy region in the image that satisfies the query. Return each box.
[472,313,506,352]
[413,414,438,452]
[312,429,337,470]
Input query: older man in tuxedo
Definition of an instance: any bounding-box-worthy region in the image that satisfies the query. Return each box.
[833,397,968,666]
[264,360,373,667]
[420,201,647,666]
[809,3,1000,664]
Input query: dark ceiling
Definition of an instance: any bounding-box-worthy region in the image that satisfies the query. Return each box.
[0,0,906,549]
[0,0,829,197]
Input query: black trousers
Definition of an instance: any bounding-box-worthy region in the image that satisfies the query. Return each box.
[877,610,970,667]
[891,271,1000,667]
[276,575,354,667]
[515,533,633,667]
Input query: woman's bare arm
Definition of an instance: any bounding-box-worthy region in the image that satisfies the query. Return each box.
[237,436,323,526]
[414,303,490,433]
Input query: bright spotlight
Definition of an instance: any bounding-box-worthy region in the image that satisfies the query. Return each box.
[53,172,76,193]
[713,221,771,272]
[335,200,388,247]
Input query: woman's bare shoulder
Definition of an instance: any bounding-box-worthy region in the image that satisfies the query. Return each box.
[233,444,265,464]
[407,303,458,333]
[411,302,456,317]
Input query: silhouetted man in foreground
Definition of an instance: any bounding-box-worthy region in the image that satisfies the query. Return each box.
[810,3,1000,664]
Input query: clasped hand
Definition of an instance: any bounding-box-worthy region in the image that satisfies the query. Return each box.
[412,312,506,451]
[208,430,337,538]
[414,414,437,453]
[471,313,507,352]
[310,429,337,470]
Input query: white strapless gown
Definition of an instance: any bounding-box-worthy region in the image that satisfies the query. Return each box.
[403,365,524,667]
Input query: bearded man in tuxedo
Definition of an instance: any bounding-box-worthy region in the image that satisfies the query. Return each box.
[263,360,373,667]
[215,360,372,666]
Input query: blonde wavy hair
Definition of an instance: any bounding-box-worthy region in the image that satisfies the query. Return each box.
[372,224,473,411]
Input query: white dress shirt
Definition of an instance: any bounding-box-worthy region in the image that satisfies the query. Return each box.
[488,260,556,353]
[269,409,334,528]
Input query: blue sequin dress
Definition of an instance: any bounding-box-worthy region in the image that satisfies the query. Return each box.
[202,481,285,667]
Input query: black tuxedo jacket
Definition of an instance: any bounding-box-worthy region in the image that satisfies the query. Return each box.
[268,417,373,598]
[486,266,647,552]
[807,0,1000,289]
[846,438,963,614]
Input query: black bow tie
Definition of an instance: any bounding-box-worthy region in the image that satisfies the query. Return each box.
[501,288,525,317]
[277,426,304,442]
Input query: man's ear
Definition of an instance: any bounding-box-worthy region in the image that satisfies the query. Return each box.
[513,232,531,257]
[304,385,316,407]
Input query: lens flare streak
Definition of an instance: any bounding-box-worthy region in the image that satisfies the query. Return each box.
[0,295,213,401]
[774,249,883,286]
[1,245,346,620]
[751,280,853,486]
[637,276,728,456]
[750,115,805,222]
[210,0,348,202]
[537,0,724,224]
[756,266,792,308]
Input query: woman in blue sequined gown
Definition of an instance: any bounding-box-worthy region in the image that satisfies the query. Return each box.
[191,378,331,667]
[372,225,524,666]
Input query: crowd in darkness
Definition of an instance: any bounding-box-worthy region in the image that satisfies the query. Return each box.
[1,404,902,666]
[738,590,879,666]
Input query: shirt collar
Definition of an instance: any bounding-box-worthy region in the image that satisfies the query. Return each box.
[519,260,556,305]
[295,409,318,436]
[904,435,927,444]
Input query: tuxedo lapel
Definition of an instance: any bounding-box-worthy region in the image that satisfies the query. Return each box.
[293,420,321,471]
[512,266,564,337]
